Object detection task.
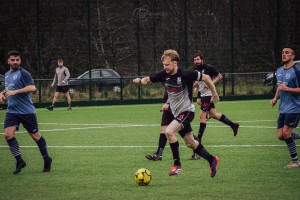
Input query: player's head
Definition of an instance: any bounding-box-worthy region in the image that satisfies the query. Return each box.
[7,50,22,71]
[282,46,296,64]
[161,49,180,74]
[193,52,205,66]
[57,58,64,67]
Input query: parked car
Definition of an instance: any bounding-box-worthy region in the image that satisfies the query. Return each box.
[68,69,123,93]
[0,74,5,91]
[263,61,300,86]
[263,72,276,85]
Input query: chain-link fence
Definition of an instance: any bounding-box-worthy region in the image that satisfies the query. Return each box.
[0,0,299,105]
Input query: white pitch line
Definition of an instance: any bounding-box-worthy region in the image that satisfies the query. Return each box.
[0,120,277,126]
[0,124,278,135]
[0,124,158,135]
[0,144,297,148]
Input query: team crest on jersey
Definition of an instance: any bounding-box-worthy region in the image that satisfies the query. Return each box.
[177,77,181,84]
[285,73,291,79]
[13,75,18,80]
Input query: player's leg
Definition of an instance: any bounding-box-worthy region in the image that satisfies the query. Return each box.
[179,110,219,177]
[64,86,72,110]
[165,120,182,176]
[4,113,26,174]
[283,126,299,168]
[47,90,60,111]
[291,132,300,139]
[209,107,239,136]
[198,109,207,142]
[190,134,201,160]
[22,114,52,172]
[30,132,52,172]
[197,96,210,142]
[65,92,72,110]
[145,125,167,161]
[145,108,173,161]
[183,132,219,178]
[282,113,300,168]
[52,91,60,104]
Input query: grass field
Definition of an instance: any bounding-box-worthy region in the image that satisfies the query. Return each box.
[0,100,300,200]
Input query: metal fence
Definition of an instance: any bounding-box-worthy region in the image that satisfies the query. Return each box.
[22,72,275,105]
[0,0,298,106]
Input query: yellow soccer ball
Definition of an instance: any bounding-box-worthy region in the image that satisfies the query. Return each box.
[134,168,152,186]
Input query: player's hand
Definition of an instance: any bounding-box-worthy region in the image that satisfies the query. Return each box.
[212,94,219,103]
[51,84,54,87]
[161,103,169,111]
[133,78,141,84]
[270,99,277,108]
[4,90,18,97]
[278,82,288,91]
[0,92,6,102]
[61,80,66,85]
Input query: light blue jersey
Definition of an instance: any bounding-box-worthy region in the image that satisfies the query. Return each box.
[276,62,300,114]
[5,67,36,114]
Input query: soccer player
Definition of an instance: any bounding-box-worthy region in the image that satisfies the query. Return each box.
[133,49,219,177]
[193,53,239,144]
[270,46,300,168]
[0,50,52,174]
[47,58,72,111]
[145,91,201,161]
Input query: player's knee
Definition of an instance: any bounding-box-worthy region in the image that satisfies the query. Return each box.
[30,132,41,141]
[277,135,284,140]
[4,129,14,140]
[186,143,192,148]
[165,130,173,139]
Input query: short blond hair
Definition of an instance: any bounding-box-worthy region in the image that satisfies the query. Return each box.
[161,49,180,62]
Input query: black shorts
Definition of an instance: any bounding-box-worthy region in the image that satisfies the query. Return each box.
[161,108,174,126]
[199,96,215,112]
[56,85,70,93]
[4,113,39,133]
[175,111,194,138]
[277,113,300,128]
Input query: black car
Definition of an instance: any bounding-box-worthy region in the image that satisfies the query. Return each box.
[263,72,276,85]
[0,74,5,91]
[263,61,300,85]
[68,69,123,93]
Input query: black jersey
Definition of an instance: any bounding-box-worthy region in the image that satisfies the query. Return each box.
[193,63,219,79]
[149,68,202,116]
[194,64,220,97]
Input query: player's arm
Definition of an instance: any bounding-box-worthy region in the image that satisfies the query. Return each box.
[270,87,280,107]
[51,74,57,87]
[0,89,7,102]
[63,68,70,82]
[278,82,300,93]
[161,101,170,111]
[133,76,151,85]
[213,73,223,85]
[201,74,219,103]
[5,84,36,97]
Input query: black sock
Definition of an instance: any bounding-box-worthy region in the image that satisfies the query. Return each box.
[195,143,214,164]
[156,133,167,155]
[170,141,181,166]
[291,132,300,140]
[7,137,23,162]
[219,114,235,128]
[285,137,298,161]
[193,135,199,153]
[198,123,206,142]
[36,136,50,161]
